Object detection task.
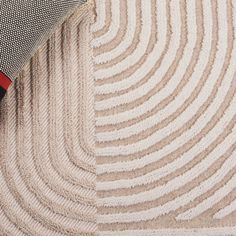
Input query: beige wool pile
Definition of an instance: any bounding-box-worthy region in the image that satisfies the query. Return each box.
[1,0,236,235]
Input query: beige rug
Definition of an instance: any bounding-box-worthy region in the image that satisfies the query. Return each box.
[1,0,236,235]
[0,2,96,235]
[93,0,236,235]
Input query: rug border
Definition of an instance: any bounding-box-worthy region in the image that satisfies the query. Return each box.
[99,227,236,236]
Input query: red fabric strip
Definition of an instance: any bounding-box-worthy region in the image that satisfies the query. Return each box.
[0,71,12,90]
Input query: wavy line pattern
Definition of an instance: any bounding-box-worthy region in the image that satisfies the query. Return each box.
[0,3,96,235]
[93,0,236,233]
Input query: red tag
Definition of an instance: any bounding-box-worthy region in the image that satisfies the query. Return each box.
[0,71,12,90]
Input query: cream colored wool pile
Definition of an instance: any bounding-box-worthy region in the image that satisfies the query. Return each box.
[0,2,96,235]
[1,0,236,235]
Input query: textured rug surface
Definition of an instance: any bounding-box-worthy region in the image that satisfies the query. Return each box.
[93,0,236,235]
[1,0,236,235]
[0,2,96,235]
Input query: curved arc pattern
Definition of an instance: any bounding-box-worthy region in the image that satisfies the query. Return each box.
[93,0,236,231]
[0,4,97,235]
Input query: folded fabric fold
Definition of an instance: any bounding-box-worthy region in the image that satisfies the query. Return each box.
[0,0,87,101]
